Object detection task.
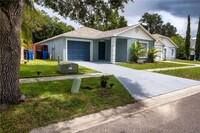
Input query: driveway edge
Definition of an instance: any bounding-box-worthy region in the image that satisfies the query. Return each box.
[30,85,200,133]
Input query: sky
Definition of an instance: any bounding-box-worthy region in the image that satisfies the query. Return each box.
[35,0,200,38]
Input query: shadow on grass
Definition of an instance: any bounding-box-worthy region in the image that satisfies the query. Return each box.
[1,76,136,133]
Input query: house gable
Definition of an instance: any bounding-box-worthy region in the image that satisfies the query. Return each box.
[117,26,154,41]
[159,37,176,48]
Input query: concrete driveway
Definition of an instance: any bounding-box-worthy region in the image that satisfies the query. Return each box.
[75,61,200,100]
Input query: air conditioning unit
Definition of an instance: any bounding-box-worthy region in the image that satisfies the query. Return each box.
[58,62,78,74]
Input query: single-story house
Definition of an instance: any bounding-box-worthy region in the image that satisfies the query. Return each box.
[34,24,177,63]
[153,34,178,61]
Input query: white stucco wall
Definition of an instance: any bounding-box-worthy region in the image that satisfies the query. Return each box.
[45,37,66,60]
[118,27,154,41]
[155,37,177,60]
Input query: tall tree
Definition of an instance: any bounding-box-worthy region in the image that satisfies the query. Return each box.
[161,22,177,38]
[139,13,177,37]
[32,11,74,43]
[185,15,191,60]
[195,17,200,60]
[171,35,185,58]
[83,10,127,31]
[139,13,163,34]
[0,0,25,104]
[0,0,132,105]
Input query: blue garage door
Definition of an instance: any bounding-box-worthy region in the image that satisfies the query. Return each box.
[68,41,90,61]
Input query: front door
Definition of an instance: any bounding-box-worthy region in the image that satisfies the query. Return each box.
[98,42,106,60]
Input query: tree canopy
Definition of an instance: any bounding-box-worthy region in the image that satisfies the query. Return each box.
[35,0,132,30]
[139,13,177,38]
[171,34,185,58]
[21,8,74,45]
[83,10,128,31]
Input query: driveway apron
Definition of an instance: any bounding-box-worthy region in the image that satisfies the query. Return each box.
[75,61,200,100]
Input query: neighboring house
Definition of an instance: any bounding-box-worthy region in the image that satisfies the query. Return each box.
[35,24,157,63]
[152,34,178,61]
[190,38,196,56]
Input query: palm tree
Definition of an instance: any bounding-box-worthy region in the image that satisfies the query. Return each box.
[148,47,161,63]
[131,41,146,63]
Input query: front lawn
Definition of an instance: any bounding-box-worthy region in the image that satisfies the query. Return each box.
[156,67,200,81]
[116,62,191,70]
[20,60,97,78]
[173,59,200,64]
[0,76,135,133]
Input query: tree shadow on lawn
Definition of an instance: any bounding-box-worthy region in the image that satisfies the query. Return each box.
[0,76,137,133]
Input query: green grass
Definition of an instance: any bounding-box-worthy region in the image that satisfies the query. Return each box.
[116,62,191,70]
[173,59,200,64]
[156,67,200,80]
[20,60,97,78]
[0,76,135,133]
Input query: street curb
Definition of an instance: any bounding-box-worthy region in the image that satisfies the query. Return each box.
[30,85,200,133]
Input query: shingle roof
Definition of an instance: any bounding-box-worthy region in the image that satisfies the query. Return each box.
[62,27,103,39]
[35,24,155,45]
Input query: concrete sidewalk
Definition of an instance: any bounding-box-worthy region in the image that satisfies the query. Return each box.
[144,60,200,72]
[146,65,199,72]
[19,73,107,84]
[163,60,200,66]
[30,85,200,133]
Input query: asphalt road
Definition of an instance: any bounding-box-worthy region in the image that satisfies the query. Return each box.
[80,92,200,133]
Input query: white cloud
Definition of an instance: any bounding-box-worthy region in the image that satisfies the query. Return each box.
[152,11,198,37]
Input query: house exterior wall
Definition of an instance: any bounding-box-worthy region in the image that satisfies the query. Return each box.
[118,27,154,41]
[93,40,99,61]
[116,39,127,62]
[154,42,164,61]
[159,37,175,47]
[45,37,66,60]
[105,40,111,61]
[127,38,155,62]
[164,47,176,60]
[93,39,111,61]
[156,37,177,60]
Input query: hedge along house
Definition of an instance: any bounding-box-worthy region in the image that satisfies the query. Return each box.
[34,24,157,63]
[153,34,178,61]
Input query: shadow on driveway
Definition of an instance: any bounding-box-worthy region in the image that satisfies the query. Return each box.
[117,76,151,100]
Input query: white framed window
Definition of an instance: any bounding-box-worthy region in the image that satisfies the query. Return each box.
[139,41,149,58]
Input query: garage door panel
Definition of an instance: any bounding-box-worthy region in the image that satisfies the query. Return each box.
[68,41,90,61]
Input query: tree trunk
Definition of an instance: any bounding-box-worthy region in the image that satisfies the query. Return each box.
[0,0,24,104]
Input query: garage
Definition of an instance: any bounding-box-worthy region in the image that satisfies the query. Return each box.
[68,40,90,61]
